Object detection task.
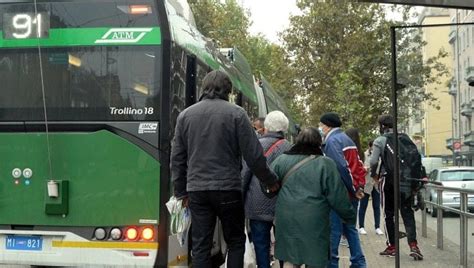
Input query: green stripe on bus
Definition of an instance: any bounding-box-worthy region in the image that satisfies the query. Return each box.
[0,27,161,48]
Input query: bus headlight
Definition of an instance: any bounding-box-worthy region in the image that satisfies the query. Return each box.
[94,228,107,240]
[110,228,122,240]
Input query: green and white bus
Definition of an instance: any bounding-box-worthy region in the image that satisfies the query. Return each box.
[0,0,294,266]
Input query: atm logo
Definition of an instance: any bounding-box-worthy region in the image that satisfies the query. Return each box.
[95,28,153,44]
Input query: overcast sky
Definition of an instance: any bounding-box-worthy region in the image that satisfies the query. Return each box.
[240,1,424,44]
[240,0,300,43]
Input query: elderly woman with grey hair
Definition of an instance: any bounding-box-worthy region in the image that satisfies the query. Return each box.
[242,110,292,268]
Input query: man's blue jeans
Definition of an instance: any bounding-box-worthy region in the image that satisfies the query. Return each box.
[328,200,367,268]
[249,219,272,268]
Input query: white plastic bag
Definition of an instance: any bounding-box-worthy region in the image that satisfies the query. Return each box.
[244,225,256,268]
[244,235,256,268]
[222,225,256,268]
[166,196,191,247]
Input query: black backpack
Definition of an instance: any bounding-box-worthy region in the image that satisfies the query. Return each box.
[382,132,422,200]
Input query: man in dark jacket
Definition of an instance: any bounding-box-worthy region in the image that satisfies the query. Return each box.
[369,114,423,260]
[171,70,279,268]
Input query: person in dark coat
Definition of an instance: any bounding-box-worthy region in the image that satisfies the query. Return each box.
[242,110,292,268]
[271,127,356,268]
[170,70,280,268]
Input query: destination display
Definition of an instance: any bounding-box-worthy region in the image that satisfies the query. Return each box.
[3,12,50,39]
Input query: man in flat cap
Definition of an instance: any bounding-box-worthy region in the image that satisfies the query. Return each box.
[319,112,367,268]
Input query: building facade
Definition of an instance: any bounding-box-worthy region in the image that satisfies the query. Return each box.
[413,8,453,162]
[448,9,474,165]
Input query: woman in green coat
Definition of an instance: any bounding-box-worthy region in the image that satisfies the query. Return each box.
[271,127,356,268]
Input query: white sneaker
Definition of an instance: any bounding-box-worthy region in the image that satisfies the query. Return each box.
[375,228,384,235]
[358,228,367,235]
[339,237,349,247]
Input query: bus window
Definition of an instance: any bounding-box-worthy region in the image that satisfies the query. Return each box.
[0,0,161,121]
[0,47,161,121]
[195,63,208,99]
[242,96,258,120]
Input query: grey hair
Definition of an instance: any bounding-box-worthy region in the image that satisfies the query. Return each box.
[264,111,289,133]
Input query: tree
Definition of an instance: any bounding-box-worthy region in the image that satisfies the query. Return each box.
[240,35,302,122]
[282,1,448,143]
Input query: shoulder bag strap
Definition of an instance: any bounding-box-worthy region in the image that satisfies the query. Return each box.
[282,155,318,185]
[264,139,286,157]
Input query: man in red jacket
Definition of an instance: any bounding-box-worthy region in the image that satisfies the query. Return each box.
[320,112,367,268]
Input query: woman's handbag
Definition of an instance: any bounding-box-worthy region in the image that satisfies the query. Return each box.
[260,139,285,198]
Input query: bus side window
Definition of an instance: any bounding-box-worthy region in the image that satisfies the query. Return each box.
[236,92,243,107]
[242,95,258,120]
[228,88,239,105]
[195,63,207,99]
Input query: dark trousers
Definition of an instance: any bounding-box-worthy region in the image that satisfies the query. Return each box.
[249,219,272,268]
[358,187,381,229]
[381,183,417,246]
[189,191,246,268]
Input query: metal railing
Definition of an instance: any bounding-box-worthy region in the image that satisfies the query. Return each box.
[422,184,474,268]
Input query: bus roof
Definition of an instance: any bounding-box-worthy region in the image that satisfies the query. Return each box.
[166,2,258,104]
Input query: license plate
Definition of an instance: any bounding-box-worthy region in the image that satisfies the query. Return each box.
[5,235,43,251]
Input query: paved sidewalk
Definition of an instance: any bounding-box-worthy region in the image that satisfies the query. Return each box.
[338,201,474,268]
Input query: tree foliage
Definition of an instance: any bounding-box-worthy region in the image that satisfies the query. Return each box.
[283,1,448,143]
[188,0,250,49]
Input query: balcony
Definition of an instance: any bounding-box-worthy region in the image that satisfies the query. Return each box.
[466,66,474,86]
[464,131,474,146]
[448,79,457,95]
[460,101,473,117]
[449,26,457,44]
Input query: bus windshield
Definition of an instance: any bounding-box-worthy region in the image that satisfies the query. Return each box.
[0,0,161,121]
